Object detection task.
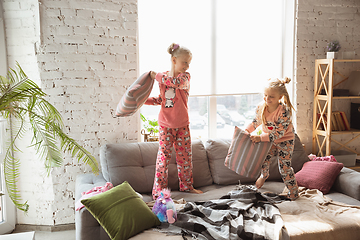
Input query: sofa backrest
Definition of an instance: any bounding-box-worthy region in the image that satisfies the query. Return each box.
[99,139,213,193]
[205,134,309,185]
[99,134,309,193]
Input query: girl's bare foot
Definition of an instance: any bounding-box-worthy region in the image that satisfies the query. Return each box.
[255,177,266,189]
[189,188,203,194]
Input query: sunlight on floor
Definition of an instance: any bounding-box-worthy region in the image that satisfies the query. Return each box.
[7,229,75,240]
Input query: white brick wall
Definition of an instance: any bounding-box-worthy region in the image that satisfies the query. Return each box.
[3,0,138,226]
[294,0,360,153]
[38,0,139,225]
[2,0,56,226]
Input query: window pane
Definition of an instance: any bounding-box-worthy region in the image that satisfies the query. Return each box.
[140,104,160,142]
[0,119,6,223]
[216,0,283,94]
[189,97,208,141]
[138,0,212,96]
[138,0,290,141]
[216,94,263,138]
[0,167,3,223]
[141,97,210,142]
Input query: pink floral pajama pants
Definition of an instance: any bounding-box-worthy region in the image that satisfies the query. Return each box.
[261,139,299,200]
[152,125,194,199]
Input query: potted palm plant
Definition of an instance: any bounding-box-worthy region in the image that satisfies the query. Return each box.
[0,63,99,211]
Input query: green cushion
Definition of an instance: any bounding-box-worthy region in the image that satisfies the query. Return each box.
[81,181,160,240]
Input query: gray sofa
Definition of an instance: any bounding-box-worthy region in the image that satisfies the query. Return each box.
[75,135,360,240]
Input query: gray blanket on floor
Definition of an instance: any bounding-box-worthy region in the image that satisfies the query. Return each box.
[156,185,290,240]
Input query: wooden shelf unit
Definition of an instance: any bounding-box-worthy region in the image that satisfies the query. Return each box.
[349,161,360,172]
[312,59,360,156]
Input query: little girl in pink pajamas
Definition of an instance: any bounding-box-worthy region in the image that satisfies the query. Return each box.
[145,43,203,199]
[245,77,299,200]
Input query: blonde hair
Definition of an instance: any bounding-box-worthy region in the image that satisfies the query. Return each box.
[259,77,295,126]
[167,43,192,58]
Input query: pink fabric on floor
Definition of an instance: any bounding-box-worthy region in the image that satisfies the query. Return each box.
[75,182,113,211]
[308,154,337,162]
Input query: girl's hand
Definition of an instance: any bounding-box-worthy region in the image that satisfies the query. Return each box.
[250,135,261,143]
[150,71,156,80]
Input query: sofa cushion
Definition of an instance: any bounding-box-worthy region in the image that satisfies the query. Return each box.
[191,140,214,188]
[295,161,344,194]
[81,181,160,240]
[206,134,309,185]
[100,139,212,193]
[115,71,154,117]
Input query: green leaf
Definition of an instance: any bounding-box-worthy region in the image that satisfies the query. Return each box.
[140,113,159,134]
[0,62,99,212]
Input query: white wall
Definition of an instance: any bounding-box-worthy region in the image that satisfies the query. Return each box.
[39,0,139,226]
[2,0,56,225]
[294,0,360,153]
[3,0,139,226]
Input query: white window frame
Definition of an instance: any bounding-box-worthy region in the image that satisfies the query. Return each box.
[203,0,296,139]
[138,0,296,140]
[0,120,16,234]
[0,2,16,234]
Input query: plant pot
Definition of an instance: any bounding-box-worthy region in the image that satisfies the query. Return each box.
[146,136,159,142]
[327,52,338,59]
[141,129,159,142]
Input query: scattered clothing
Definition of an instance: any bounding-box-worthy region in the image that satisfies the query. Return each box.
[308,154,337,162]
[75,182,113,211]
[156,185,290,240]
[278,187,360,240]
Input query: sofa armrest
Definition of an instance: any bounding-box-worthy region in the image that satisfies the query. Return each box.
[332,167,360,201]
[75,173,110,240]
[75,173,108,201]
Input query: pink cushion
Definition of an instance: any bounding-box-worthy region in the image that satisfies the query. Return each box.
[295,161,343,194]
[116,72,154,117]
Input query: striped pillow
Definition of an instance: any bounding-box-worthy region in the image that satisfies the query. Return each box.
[116,72,154,117]
[224,126,272,178]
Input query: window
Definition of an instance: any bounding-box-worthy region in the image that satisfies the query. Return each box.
[0,118,16,235]
[138,0,295,141]
[188,94,263,140]
[0,119,4,224]
[0,3,16,234]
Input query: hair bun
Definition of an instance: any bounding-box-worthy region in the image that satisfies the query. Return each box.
[283,77,291,84]
[167,43,179,55]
